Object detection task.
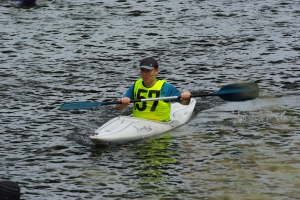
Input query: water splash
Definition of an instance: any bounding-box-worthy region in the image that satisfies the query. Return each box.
[232,109,291,126]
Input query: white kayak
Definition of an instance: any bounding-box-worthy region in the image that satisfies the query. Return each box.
[89,98,196,144]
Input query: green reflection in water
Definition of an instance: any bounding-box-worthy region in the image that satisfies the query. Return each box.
[128,132,180,196]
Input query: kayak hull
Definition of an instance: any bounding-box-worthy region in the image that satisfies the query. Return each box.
[89,98,196,144]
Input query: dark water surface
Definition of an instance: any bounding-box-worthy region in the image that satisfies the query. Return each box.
[1,0,299,199]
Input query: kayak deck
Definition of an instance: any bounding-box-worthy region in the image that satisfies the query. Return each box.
[89,98,196,144]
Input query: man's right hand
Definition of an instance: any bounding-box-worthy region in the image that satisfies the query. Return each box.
[116,97,131,110]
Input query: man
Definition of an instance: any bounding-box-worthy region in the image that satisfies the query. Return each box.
[116,57,191,122]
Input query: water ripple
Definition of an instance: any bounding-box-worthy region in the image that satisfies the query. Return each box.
[1,0,299,199]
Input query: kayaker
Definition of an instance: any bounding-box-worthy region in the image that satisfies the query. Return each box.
[116,57,191,122]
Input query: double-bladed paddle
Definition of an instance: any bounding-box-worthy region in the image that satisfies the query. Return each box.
[60,82,259,111]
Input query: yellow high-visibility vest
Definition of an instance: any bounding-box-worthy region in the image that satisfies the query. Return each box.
[133,79,171,122]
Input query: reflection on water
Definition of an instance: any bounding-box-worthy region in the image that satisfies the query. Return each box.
[132,135,176,175]
[127,134,179,197]
[0,0,299,199]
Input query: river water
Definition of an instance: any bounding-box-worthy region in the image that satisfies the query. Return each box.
[1,0,299,199]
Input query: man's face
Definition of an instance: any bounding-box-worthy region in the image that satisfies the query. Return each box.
[140,68,159,85]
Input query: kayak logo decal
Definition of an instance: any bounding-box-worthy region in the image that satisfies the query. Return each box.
[133,126,152,132]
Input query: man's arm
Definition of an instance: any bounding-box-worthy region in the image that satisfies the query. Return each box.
[180,92,191,105]
[162,83,191,105]
[116,102,129,110]
[115,84,134,110]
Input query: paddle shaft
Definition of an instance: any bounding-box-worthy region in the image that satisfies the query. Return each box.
[102,93,215,105]
[104,96,180,105]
